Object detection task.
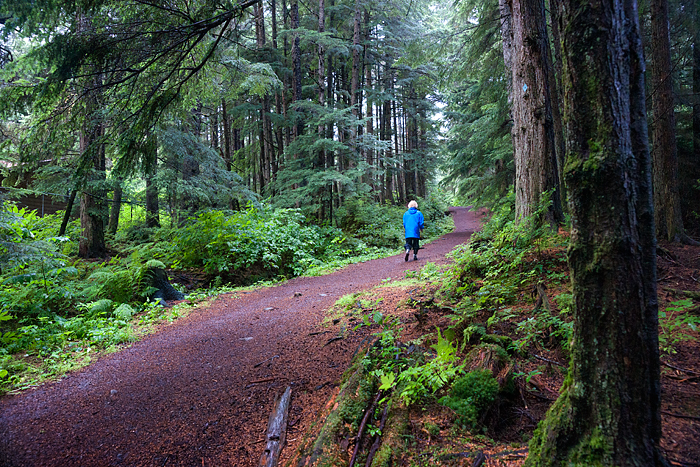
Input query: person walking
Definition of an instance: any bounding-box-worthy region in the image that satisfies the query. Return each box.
[403,200,424,261]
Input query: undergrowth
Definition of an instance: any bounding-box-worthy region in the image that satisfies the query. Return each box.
[0,196,453,394]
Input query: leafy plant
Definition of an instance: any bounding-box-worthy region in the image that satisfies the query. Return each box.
[659,299,700,354]
[396,329,464,405]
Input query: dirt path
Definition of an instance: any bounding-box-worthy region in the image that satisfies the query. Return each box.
[0,207,486,467]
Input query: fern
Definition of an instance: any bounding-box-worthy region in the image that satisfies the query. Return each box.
[86,299,115,317]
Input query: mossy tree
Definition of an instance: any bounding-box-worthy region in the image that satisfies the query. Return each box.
[525,0,666,465]
[501,0,564,227]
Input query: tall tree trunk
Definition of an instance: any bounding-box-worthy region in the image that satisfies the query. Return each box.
[499,0,514,106]
[255,1,272,193]
[107,178,123,234]
[382,68,394,204]
[524,0,664,464]
[651,0,686,242]
[365,19,375,197]
[351,0,362,119]
[222,99,232,171]
[508,0,563,226]
[282,0,292,148]
[271,0,284,171]
[58,189,77,237]
[547,2,567,211]
[210,107,219,150]
[693,0,700,223]
[317,0,326,189]
[291,0,302,140]
[78,79,107,258]
[144,133,160,228]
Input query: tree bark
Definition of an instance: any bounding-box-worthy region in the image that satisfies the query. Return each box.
[651,0,686,242]
[546,3,567,212]
[508,0,563,226]
[291,0,302,140]
[693,0,700,223]
[58,189,77,237]
[222,99,232,171]
[524,0,665,464]
[145,133,160,228]
[499,0,514,103]
[107,178,123,234]
[364,13,374,197]
[271,0,285,169]
[317,0,326,185]
[351,0,362,119]
[78,79,107,258]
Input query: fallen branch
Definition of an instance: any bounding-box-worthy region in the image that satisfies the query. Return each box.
[663,288,700,300]
[323,336,343,347]
[472,452,487,467]
[349,390,382,467]
[661,410,700,421]
[364,403,389,467]
[254,355,280,368]
[531,353,565,367]
[662,361,699,376]
[259,386,292,467]
[247,377,280,388]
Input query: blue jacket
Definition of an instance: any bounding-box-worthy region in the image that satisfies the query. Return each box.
[403,207,424,239]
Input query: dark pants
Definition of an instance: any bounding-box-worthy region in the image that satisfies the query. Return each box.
[405,237,420,254]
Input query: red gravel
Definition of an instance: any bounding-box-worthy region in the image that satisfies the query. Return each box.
[0,207,486,467]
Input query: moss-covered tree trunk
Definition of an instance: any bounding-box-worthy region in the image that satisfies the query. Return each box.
[525,0,665,465]
[508,0,563,226]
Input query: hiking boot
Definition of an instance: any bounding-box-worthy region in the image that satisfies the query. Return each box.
[413,254,418,261]
[405,249,410,262]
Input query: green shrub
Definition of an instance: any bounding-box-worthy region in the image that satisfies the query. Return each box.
[440,369,499,430]
[172,205,342,281]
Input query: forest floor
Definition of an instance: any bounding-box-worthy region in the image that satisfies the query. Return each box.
[0,207,698,467]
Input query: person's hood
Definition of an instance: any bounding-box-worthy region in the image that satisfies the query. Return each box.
[408,207,418,214]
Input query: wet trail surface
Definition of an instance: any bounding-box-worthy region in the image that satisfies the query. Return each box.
[0,207,485,467]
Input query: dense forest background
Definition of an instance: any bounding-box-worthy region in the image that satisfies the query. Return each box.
[1,0,699,243]
[0,0,699,464]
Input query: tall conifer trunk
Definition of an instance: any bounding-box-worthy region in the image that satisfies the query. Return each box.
[524,0,665,464]
[351,0,362,137]
[291,0,302,140]
[144,133,160,228]
[222,99,232,172]
[694,0,700,218]
[78,114,106,258]
[108,178,122,234]
[77,13,106,258]
[508,0,563,226]
[271,0,284,171]
[651,0,686,242]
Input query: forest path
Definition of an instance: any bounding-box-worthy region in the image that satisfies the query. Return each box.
[0,207,486,467]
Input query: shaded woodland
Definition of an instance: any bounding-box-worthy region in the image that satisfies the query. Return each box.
[1,0,700,465]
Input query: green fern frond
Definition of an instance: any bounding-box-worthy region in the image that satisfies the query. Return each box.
[113,303,136,320]
[144,259,166,269]
[88,299,115,316]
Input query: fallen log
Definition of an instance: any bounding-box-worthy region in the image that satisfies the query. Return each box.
[259,386,292,467]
